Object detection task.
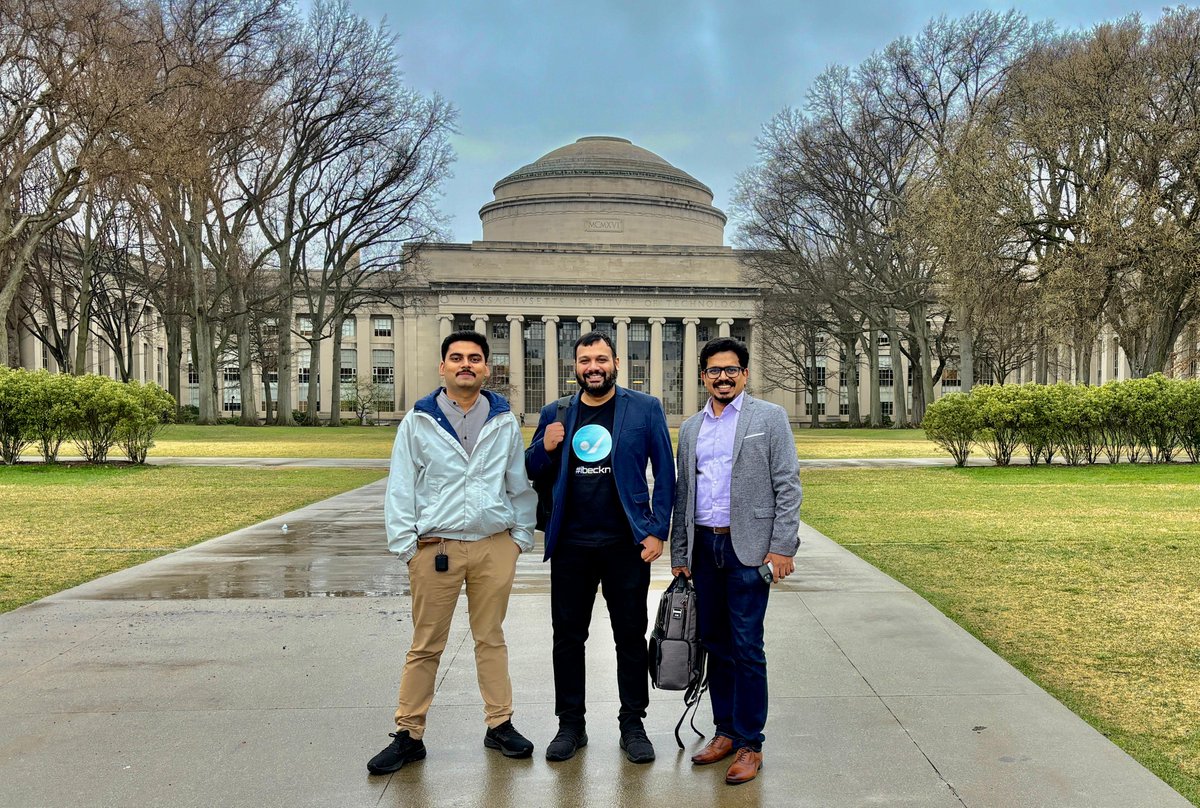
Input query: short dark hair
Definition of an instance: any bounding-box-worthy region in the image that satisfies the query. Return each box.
[699,337,748,371]
[574,330,616,359]
[441,330,489,361]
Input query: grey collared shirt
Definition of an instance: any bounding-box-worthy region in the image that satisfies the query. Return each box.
[437,390,489,456]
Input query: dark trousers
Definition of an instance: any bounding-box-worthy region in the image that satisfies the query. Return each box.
[550,539,651,731]
[691,526,770,750]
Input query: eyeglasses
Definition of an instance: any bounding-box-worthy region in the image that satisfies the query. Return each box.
[703,366,745,379]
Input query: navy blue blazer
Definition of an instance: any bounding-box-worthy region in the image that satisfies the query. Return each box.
[526,387,676,560]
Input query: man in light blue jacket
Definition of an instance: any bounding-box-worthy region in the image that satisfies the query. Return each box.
[368,330,538,775]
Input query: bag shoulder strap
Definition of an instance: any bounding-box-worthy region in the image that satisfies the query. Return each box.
[553,395,572,423]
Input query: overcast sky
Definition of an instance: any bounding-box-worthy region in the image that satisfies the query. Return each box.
[348,0,1180,244]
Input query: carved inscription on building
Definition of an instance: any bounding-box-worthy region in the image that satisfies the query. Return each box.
[585,218,623,232]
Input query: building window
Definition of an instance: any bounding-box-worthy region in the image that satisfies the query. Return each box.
[559,320,580,394]
[491,351,510,389]
[805,398,826,416]
[697,325,711,344]
[297,349,311,384]
[156,347,163,385]
[454,315,475,333]
[187,362,199,385]
[878,355,893,388]
[372,350,394,385]
[878,332,890,347]
[372,349,394,412]
[881,400,894,417]
[373,316,393,338]
[341,318,356,339]
[298,315,314,337]
[340,349,357,384]
[942,364,960,387]
[628,322,650,390]
[490,321,509,342]
[662,321,683,415]
[223,365,241,412]
[523,320,544,409]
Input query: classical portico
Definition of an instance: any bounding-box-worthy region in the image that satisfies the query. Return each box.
[386,135,762,424]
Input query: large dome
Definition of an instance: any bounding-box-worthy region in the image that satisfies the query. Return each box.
[479,136,727,246]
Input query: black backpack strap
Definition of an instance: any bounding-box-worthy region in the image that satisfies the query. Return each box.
[674,654,709,748]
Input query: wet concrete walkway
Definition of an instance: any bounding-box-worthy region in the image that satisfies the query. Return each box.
[0,480,1189,807]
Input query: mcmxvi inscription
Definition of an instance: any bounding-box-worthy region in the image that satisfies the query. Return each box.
[585,218,623,232]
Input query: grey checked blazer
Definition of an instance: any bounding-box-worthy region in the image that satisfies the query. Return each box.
[670,394,803,568]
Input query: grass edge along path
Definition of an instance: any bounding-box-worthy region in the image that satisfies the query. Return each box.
[0,464,387,613]
[92,424,942,460]
[800,463,1200,806]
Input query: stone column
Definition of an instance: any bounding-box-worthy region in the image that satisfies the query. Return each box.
[577,316,594,334]
[472,314,488,335]
[355,313,371,392]
[682,317,700,414]
[18,328,37,370]
[716,317,734,338]
[437,313,453,344]
[543,315,559,403]
[316,333,336,415]
[648,317,665,400]
[614,316,630,388]
[507,315,525,416]
[401,313,417,413]
[748,319,761,396]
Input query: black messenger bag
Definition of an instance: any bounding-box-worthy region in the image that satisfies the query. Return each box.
[648,574,709,747]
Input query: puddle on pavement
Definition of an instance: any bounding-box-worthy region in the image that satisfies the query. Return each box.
[68,511,698,601]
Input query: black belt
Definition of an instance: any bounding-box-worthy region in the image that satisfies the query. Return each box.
[699,525,730,534]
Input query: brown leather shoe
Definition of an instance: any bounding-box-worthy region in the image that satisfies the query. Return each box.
[724,747,763,785]
[690,735,735,765]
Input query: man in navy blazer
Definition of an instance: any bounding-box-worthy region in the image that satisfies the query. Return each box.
[526,330,675,765]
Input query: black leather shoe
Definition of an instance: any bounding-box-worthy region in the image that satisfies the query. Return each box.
[367,730,426,774]
[484,720,534,758]
[545,726,588,761]
[619,726,656,764]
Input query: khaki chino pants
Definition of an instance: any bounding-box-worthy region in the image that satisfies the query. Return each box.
[395,531,520,739]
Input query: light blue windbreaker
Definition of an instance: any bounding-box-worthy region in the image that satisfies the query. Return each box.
[385,388,536,563]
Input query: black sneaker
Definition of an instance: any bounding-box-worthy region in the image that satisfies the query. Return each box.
[619,726,655,764]
[484,720,534,758]
[367,730,427,774]
[545,726,588,762]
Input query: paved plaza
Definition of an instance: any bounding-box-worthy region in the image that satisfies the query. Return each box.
[0,477,1189,807]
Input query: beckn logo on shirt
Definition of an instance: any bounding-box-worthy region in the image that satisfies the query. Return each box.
[572,424,613,463]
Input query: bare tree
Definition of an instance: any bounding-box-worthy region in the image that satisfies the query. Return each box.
[0,0,147,365]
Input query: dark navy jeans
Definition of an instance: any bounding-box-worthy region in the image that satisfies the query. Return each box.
[691,525,770,750]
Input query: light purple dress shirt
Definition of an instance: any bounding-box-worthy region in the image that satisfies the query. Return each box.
[694,391,745,528]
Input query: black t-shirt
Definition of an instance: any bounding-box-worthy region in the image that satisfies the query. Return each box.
[561,397,631,546]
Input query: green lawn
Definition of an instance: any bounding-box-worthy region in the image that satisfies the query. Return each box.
[801,464,1200,804]
[116,423,942,460]
[0,464,386,612]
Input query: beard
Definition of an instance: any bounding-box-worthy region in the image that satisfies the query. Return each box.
[576,367,617,397]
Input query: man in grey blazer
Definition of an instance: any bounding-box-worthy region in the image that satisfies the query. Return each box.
[671,337,802,785]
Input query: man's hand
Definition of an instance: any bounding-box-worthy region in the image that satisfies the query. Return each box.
[671,565,691,578]
[640,535,663,563]
[765,552,795,583]
[543,422,566,451]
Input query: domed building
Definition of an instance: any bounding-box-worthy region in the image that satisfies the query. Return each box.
[371,135,766,423]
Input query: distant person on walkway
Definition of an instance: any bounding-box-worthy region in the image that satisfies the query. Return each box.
[369,330,538,774]
[526,330,675,764]
[670,337,802,785]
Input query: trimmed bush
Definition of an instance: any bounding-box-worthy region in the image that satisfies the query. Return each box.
[118,382,177,464]
[973,384,1023,466]
[923,393,979,467]
[0,367,34,465]
[919,376,1199,467]
[26,372,77,462]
